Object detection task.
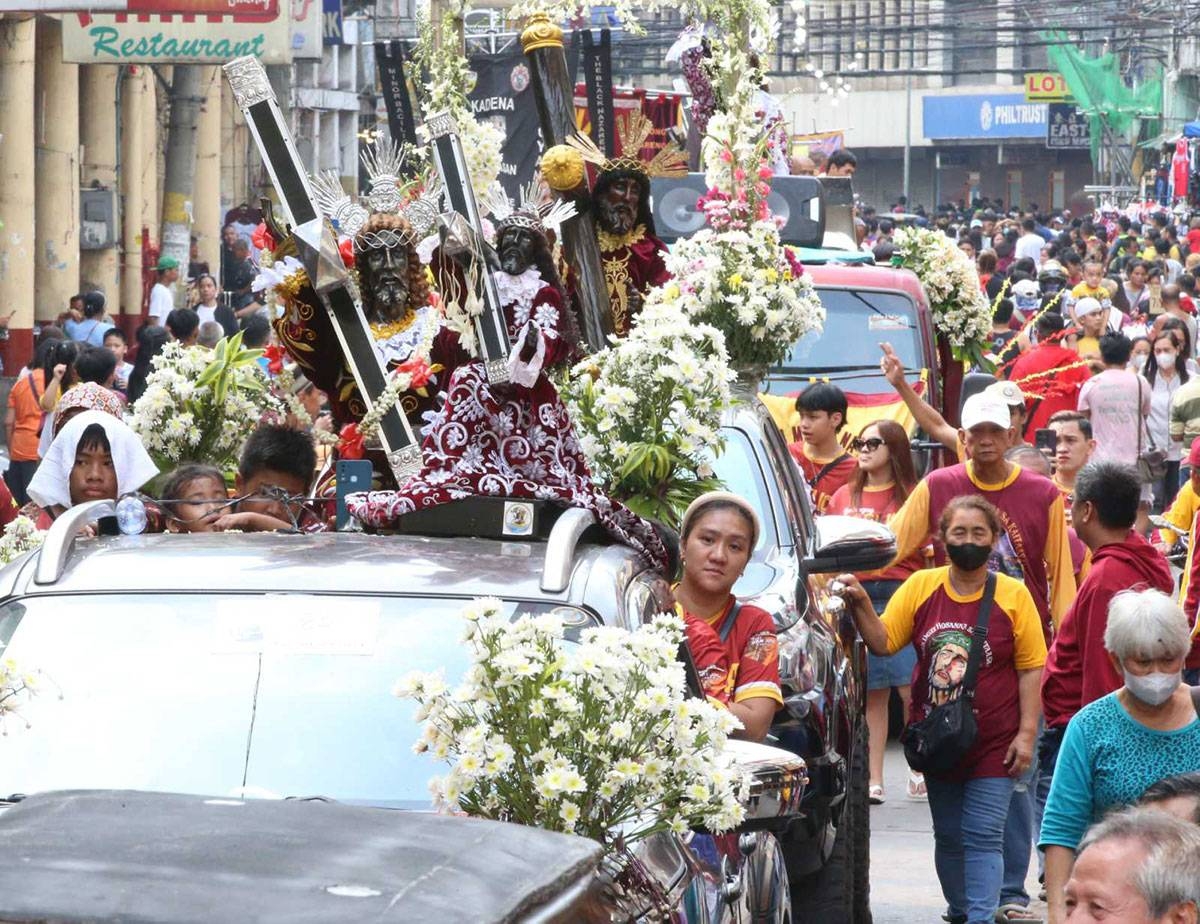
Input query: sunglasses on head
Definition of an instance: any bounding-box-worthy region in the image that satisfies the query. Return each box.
[851,437,885,452]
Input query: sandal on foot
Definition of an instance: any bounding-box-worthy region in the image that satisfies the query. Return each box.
[869,784,885,804]
[995,904,1044,923]
[906,771,927,800]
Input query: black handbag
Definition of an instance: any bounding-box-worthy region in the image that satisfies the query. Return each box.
[900,573,996,775]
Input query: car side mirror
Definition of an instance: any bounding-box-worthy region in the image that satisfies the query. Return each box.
[802,514,896,575]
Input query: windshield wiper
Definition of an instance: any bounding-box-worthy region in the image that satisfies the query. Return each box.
[778,365,887,374]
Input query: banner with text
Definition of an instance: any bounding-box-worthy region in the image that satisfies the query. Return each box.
[1046,103,1090,149]
[467,46,541,202]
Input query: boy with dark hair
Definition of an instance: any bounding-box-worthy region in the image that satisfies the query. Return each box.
[103,328,133,392]
[73,345,118,388]
[225,424,322,532]
[165,307,200,346]
[789,382,856,512]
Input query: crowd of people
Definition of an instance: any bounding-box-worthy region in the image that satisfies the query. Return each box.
[2,222,327,539]
[7,186,1200,921]
[783,202,1200,923]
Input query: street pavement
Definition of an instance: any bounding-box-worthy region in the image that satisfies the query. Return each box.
[869,740,1049,923]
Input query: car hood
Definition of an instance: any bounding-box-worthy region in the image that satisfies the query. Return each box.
[0,790,604,924]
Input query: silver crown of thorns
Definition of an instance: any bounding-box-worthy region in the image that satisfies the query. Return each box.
[309,136,442,249]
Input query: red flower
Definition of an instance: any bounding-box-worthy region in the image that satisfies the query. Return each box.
[338,423,365,460]
[263,344,286,375]
[396,355,434,390]
[252,222,276,253]
[338,237,355,268]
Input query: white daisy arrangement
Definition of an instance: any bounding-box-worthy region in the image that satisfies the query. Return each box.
[562,316,733,526]
[128,333,284,473]
[396,599,749,845]
[890,225,994,368]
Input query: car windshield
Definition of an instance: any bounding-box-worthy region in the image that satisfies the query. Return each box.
[781,288,921,375]
[703,428,774,553]
[0,594,588,809]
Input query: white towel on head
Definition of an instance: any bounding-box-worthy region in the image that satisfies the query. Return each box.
[28,410,159,511]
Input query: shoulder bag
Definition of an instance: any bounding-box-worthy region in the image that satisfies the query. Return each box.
[900,573,996,775]
[1136,376,1168,484]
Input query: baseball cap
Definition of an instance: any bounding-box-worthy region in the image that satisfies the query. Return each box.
[984,380,1025,408]
[970,218,983,229]
[1074,297,1103,318]
[1189,437,1200,469]
[960,393,1012,432]
[1012,279,1040,298]
[156,255,180,272]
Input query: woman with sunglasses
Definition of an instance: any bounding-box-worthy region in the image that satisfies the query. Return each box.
[828,420,930,803]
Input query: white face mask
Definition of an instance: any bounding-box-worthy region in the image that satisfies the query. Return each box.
[1123,667,1181,706]
[1132,354,1149,372]
[1156,351,1178,370]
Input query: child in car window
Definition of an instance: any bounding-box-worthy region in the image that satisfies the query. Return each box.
[26,410,158,528]
[215,424,325,532]
[161,463,229,534]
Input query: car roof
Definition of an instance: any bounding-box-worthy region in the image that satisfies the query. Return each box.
[0,790,602,924]
[805,262,929,306]
[1,529,639,605]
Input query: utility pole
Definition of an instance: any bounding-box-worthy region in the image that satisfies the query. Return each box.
[903,70,912,204]
[159,64,203,308]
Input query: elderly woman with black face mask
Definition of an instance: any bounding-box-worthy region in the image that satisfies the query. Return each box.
[1039,587,1200,924]
[838,494,1047,924]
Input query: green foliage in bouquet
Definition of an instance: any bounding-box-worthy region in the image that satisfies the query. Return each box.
[562,320,733,528]
[128,332,283,474]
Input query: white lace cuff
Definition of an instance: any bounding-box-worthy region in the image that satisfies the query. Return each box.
[507,321,546,387]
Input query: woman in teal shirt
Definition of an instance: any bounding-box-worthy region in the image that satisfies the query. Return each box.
[1040,588,1200,923]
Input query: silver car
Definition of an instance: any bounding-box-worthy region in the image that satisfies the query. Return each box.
[0,501,819,923]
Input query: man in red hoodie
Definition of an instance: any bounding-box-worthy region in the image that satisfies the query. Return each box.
[1039,460,1173,812]
[1008,311,1092,441]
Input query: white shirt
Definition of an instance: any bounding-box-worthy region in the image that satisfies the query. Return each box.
[1015,232,1045,268]
[196,304,217,326]
[149,282,174,321]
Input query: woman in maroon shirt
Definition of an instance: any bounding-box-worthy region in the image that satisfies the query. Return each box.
[675,492,783,742]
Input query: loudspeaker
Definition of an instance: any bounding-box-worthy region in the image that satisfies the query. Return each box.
[819,176,857,250]
[650,174,826,247]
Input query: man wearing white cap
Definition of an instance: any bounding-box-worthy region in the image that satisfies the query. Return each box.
[985,380,1031,448]
[1072,296,1107,365]
[888,391,1076,642]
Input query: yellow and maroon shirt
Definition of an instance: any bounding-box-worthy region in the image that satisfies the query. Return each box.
[678,597,783,708]
[882,567,1046,780]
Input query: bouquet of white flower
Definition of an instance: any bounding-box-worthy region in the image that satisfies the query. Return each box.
[0,516,45,566]
[638,76,823,376]
[128,333,284,474]
[396,599,748,846]
[641,220,824,376]
[561,319,732,527]
[891,225,994,369]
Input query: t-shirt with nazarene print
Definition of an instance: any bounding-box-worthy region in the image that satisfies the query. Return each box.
[886,461,1076,642]
[881,567,1047,780]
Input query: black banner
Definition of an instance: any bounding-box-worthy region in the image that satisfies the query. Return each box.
[376,40,421,160]
[581,30,614,157]
[1046,102,1090,150]
[467,45,542,202]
